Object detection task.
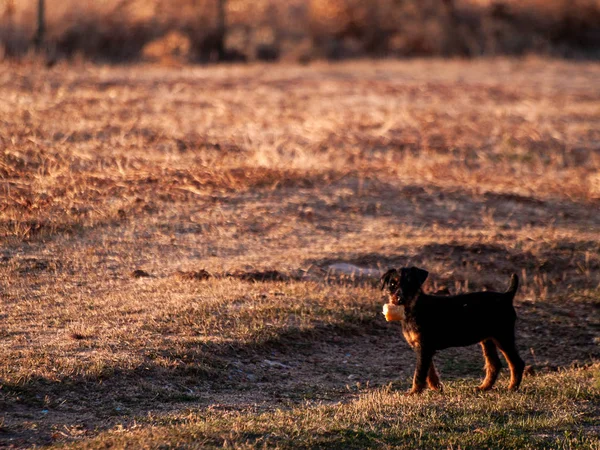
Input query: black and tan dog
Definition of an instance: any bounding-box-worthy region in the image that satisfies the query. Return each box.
[381,267,525,394]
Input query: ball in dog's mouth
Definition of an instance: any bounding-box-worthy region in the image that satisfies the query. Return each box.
[383,303,405,322]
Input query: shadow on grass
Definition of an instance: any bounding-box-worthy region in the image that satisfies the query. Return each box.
[1,282,597,447]
[306,236,600,295]
[280,175,600,244]
[0,318,383,445]
[2,178,599,446]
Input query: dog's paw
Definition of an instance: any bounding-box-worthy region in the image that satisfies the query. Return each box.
[430,383,444,393]
[477,384,494,392]
[405,387,425,396]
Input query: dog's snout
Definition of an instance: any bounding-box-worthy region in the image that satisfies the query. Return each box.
[388,291,403,305]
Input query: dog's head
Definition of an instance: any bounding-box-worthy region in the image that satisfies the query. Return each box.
[380,266,428,305]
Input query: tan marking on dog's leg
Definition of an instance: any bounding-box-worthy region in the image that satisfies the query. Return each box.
[479,340,502,391]
[427,362,443,391]
[403,330,420,348]
[495,338,525,391]
[409,348,433,395]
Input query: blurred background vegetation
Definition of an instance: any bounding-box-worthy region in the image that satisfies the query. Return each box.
[1,0,599,63]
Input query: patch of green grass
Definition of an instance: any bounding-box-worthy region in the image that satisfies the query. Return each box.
[58,364,600,449]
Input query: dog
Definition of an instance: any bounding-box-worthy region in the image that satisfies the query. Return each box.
[381,266,525,395]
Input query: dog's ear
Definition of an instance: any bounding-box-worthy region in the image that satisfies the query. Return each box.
[410,267,429,288]
[380,269,396,290]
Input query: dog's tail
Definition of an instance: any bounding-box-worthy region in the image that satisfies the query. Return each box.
[505,273,519,300]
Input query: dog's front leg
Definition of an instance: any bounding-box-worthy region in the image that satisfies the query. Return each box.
[408,347,434,395]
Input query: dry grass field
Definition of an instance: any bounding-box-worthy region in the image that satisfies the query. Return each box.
[1,58,600,448]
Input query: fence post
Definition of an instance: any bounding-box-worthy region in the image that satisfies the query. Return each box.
[34,0,45,51]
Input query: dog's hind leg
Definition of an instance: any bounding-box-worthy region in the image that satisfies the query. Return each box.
[479,339,502,391]
[409,348,434,395]
[427,362,443,391]
[494,336,525,391]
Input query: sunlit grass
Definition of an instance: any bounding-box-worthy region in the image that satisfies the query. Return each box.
[60,365,600,449]
[1,58,598,447]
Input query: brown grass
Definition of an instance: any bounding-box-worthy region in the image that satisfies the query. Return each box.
[0,58,599,447]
